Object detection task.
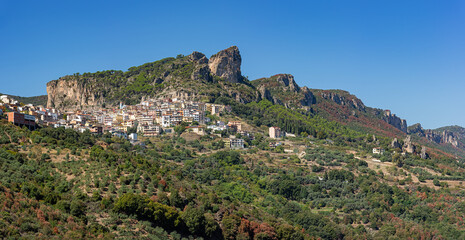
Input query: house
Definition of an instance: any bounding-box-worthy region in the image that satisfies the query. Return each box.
[269,142,282,148]
[187,126,205,135]
[0,95,10,104]
[112,131,127,139]
[140,125,162,137]
[90,126,103,134]
[129,133,138,141]
[372,147,385,155]
[7,112,36,130]
[230,138,245,149]
[228,121,242,131]
[161,115,171,127]
[269,126,283,139]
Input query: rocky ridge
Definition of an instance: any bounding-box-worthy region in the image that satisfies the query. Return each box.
[44,46,464,155]
[252,74,315,109]
[383,110,407,133]
[408,123,460,147]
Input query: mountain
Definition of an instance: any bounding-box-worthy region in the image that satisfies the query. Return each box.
[46,46,406,132]
[46,47,256,110]
[6,47,465,239]
[46,46,465,157]
[310,89,407,137]
[251,74,315,109]
[0,93,47,106]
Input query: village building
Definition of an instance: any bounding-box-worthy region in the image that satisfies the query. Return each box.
[7,112,37,130]
[372,147,385,155]
[269,126,284,139]
[230,138,245,149]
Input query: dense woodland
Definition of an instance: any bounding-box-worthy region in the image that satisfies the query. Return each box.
[2,94,465,240]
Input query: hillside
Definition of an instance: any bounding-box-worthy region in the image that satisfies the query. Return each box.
[46,47,257,110]
[0,93,47,106]
[2,108,465,239]
[44,46,464,161]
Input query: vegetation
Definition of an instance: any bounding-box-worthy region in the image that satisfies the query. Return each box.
[1,113,465,239]
[0,93,47,106]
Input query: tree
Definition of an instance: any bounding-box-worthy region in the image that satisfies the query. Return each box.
[182,205,206,236]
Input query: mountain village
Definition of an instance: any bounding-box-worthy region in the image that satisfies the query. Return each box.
[0,94,290,150]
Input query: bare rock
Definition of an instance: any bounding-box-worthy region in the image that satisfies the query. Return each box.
[391,138,401,149]
[383,110,407,133]
[208,46,243,83]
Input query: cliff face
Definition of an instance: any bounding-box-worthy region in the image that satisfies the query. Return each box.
[409,123,460,147]
[46,46,256,110]
[320,91,366,112]
[252,74,315,109]
[383,110,407,133]
[208,46,243,83]
[47,78,104,110]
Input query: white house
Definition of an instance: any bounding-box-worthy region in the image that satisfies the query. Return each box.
[372,147,385,155]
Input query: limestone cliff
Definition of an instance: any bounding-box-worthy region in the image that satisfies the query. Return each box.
[408,123,460,147]
[251,74,315,109]
[320,91,366,112]
[47,77,104,110]
[46,47,256,110]
[383,110,407,133]
[208,46,243,83]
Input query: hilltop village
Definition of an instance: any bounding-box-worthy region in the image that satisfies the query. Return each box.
[0,94,290,150]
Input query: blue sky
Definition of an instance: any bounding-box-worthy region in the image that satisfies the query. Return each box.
[0,0,464,129]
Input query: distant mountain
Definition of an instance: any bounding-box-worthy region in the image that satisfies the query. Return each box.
[0,93,47,106]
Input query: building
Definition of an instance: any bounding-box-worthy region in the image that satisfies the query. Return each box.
[230,138,245,149]
[7,112,36,130]
[90,126,103,134]
[187,126,205,135]
[139,125,162,137]
[269,126,283,139]
[228,121,242,131]
[129,133,138,141]
[161,115,171,127]
[372,147,385,155]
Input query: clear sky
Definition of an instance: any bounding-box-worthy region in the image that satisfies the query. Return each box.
[1,0,464,129]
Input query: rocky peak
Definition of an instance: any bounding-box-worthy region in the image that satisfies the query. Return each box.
[188,51,212,82]
[383,110,407,133]
[407,123,423,134]
[188,51,208,64]
[253,74,314,108]
[273,74,300,92]
[208,46,243,83]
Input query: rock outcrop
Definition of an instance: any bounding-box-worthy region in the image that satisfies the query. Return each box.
[391,138,401,149]
[253,74,315,109]
[420,146,429,159]
[47,47,252,110]
[403,136,416,153]
[408,123,460,147]
[320,91,366,111]
[208,46,243,83]
[383,110,407,133]
[47,78,104,110]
